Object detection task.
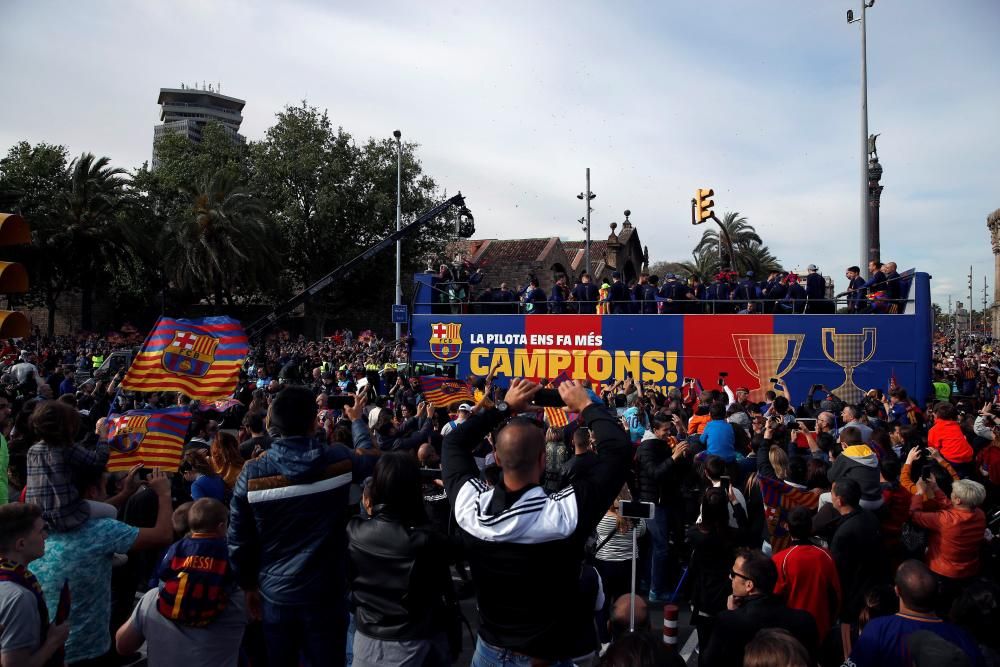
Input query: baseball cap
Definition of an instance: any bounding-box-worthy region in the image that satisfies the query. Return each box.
[457,403,473,412]
[728,412,751,429]
[807,264,818,271]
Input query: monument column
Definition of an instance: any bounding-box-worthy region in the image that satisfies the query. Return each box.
[989,209,1000,336]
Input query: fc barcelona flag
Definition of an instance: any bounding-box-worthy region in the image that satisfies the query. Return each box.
[544,407,569,428]
[107,407,192,472]
[121,316,248,401]
[419,376,474,408]
[758,475,819,552]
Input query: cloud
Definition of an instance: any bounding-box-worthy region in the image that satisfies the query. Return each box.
[0,0,997,308]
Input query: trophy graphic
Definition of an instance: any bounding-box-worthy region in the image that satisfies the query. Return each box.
[732,334,805,403]
[821,327,877,404]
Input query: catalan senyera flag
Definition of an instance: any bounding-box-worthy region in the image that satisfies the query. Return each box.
[107,407,193,472]
[544,407,569,428]
[758,475,819,552]
[419,376,474,408]
[121,316,247,401]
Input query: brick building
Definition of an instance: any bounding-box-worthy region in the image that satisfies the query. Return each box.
[443,217,648,297]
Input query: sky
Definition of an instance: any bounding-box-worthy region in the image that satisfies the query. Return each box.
[2,0,998,310]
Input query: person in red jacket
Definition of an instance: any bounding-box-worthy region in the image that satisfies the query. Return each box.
[927,403,973,477]
[906,452,987,613]
[771,506,841,642]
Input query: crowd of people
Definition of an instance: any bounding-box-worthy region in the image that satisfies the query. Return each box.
[1,326,999,667]
[432,259,908,316]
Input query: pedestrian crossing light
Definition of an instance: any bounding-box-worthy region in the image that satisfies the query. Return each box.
[694,188,716,225]
[0,213,31,338]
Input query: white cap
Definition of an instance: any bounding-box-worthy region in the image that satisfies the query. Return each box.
[458,403,473,412]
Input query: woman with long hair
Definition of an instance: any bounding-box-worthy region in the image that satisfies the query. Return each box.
[594,484,647,607]
[210,431,244,492]
[347,452,455,666]
[686,486,748,654]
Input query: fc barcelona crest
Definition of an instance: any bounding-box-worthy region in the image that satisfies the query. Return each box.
[429,322,462,362]
[163,331,219,377]
[110,415,150,454]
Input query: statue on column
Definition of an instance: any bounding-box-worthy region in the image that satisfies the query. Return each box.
[867,133,884,265]
[988,209,1000,336]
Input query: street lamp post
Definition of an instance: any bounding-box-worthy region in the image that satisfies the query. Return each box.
[848,1,875,276]
[393,130,402,340]
[577,168,596,276]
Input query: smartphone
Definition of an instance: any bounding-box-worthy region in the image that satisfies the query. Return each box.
[137,467,153,482]
[532,388,566,408]
[618,500,655,520]
[328,394,354,409]
[683,377,695,385]
[719,475,731,492]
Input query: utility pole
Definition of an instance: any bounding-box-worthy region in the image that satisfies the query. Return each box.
[984,275,989,336]
[969,265,974,339]
[848,2,875,276]
[393,130,402,340]
[577,169,596,276]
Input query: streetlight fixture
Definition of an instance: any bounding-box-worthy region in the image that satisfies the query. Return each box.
[848,1,875,276]
[576,168,596,276]
[393,129,402,340]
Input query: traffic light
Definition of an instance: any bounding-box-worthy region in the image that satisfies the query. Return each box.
[0,213,31,338]
[693,188,716,224]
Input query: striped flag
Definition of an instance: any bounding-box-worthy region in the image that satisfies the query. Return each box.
[107,407,193,472]
[758,475,819,552]
[196,398,243,413]
[419,376,474,408]
[544,406,569,428]
[121,316,247,401]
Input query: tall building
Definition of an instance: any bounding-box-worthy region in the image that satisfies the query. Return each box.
[152,83,245,167]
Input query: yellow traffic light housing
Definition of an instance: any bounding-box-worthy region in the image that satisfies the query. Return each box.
[0,213,31,338]
[693,188,716,225]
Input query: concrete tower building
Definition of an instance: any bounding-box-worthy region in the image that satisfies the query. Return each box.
[152,83,245,167]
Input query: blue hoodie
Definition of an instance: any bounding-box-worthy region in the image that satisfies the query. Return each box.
[699,419,737,462]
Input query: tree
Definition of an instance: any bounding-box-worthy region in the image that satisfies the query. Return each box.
[249,102,453,336]
[693,211,762,268]
[0,142,70,335]
[55,153,128,330]
[676,251,720,281]
[160,169,276,308]
[647,260,688,279]
[733,241,782,278]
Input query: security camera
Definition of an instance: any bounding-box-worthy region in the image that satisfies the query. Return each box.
[846,9,854,22]
[393,130,401,139]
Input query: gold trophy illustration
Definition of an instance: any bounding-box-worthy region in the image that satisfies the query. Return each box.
[821,327,876,404]
[732,333,805,403]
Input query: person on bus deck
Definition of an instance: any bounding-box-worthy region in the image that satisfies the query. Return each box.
[641,275,660,314]
[804,264,827,313]
[609,272,630,314]
[844,266,867,313]
[572,272,599,314]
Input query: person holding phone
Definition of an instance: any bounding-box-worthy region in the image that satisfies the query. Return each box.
[443,379,631,664]
[636,413,690,604]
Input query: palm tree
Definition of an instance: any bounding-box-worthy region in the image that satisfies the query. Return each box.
[54,153,127,329]
[161,169,276,308]
[693,211,762,269]
[734,241,783,278]
[676,250,719,282]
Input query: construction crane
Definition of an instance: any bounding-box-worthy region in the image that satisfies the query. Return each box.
[245,192,474,340]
